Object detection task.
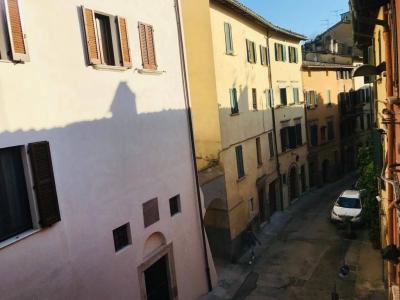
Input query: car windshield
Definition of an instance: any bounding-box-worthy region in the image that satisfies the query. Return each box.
[337,197,361,209]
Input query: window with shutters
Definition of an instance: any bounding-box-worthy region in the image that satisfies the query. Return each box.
[0,142,60,245]
[274,43,286,62]
[235,145,245,179]
[320,126,327,142]
[293,88,300,104]
[280,88,287,106]
[256,137,262,166]
[267,89,274,108]
[327,89,332,105]
[230,88,239,115]
[81,7,131,68]
[0,0,29,62]
[288,46,298,63]
[268,132,275,158]
[295,123,302,146]
[280,127,290,152]
[310,124,318,146]
[260,45,268,66]
[224,22,234,55]
[252,88,257,110]
[305,90,318,108]
[327,120,335,140]
[246,39,256,63]
[138,22,157,70]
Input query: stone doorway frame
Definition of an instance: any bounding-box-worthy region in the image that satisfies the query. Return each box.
[138,243,178,300]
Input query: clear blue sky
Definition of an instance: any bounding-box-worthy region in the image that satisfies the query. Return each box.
[239,0,349,39]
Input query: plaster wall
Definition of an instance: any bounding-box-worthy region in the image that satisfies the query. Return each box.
[180,0,222,171]
[0,0,208,299]
[209,3,278,241]
[269,32,308,207]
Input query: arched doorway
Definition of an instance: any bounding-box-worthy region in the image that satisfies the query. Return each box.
[289,166,298,202]
[322,159,329,184]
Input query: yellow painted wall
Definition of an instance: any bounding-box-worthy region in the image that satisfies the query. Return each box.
[210,2,278,239]
[269,32,308,208]
[302,67,352,180]
[180,0,222,171]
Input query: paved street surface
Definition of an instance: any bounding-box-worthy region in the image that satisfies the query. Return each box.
[204,173,386,300]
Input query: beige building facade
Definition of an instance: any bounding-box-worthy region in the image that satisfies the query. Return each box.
[302,62,354,187]
[182,0,307,260]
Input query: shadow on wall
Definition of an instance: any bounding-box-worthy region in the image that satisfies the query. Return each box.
[0,82,192,204]
[0,81,202,299]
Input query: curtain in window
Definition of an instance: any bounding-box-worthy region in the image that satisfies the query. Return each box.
[0,147,32,242]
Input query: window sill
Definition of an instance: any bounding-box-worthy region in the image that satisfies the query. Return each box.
[226,52,236,56]
[230,112,240,116]
[137,69,165,75]
[0,228,40,250]
[115,244,132,255]
[92,64,129,72]
[237,176,246,182]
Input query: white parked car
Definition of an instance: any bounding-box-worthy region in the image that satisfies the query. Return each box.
[330,190,363,224]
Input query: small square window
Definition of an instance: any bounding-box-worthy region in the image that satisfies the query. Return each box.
[113,223,131,252]
[143,198,160,228]
[169,195,181,216]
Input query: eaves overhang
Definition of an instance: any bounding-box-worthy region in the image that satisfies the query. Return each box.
[352,62,386,77]
[212,0,307,41]
[350,0,388,47]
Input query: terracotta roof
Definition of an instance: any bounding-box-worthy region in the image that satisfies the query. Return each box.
[302,60,355,69]
[212,0,307,40]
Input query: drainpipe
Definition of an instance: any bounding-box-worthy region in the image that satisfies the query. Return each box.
[173,0,213,292]
[383,6,396,285]
[266,32,284,211]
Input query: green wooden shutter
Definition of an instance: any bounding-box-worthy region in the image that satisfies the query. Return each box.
[246,39,251,62]
[230,88,238,114]
[282,46,287,61]
[274,43,278,61]
[224,22,230,54]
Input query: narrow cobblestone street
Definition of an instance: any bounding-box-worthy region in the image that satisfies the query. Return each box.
[205,174,386,300]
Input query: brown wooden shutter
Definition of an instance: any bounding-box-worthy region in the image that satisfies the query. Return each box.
[28,141,61,227]
[138,22,157,70]
[81,6,100,65]
[4,0,29,62]
[145,25,157,69]
[142,198,159,228]
[117,16,132,68]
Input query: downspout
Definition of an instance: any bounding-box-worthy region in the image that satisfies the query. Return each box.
[174,0,213,292]
[383,5,396,285]
[266,31,284,210]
